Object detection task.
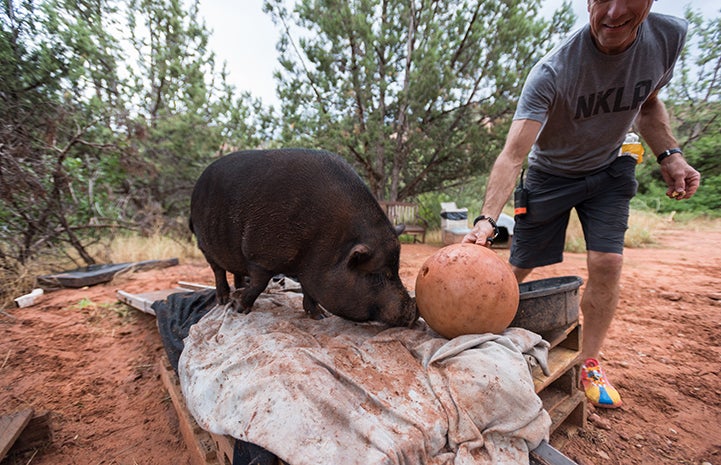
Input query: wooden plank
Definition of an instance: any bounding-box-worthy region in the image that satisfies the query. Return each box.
[538,366,586,433]
[539,385,586,433]
[556,325,581,352]
[564,392,588,429]
[209,433,234,465]
[541,324,581,350]
[116,288,191,315]
[549,364,577,395]
[538,386,570,414]
[533,346,582,393]
[116,281,215,315]
[0,408,33,461]
[532,324,587,434]
[177,281,216,291]
[158,357,219,465]
[7,411,52,454]
[547,390,587,432]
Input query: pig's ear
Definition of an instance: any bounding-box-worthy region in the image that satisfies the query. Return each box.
[347,244,373,270]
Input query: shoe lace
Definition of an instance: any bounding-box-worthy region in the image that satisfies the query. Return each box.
[583,365,608,386]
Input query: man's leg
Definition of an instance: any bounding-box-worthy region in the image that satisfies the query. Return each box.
[581,251,623,359]
[510,265,533,283]
[580,250,624,408]
[512,250,623,352]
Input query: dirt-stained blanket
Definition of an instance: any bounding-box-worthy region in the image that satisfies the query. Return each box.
[178,290,551,465]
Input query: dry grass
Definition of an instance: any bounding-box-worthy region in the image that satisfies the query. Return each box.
[0,261,48,312]
[97,232,204,264]
[1,232,204,310]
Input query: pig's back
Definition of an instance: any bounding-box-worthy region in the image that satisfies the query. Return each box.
[190,149,393,270]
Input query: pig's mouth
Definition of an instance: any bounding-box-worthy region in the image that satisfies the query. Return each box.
[405,298,420,327]
[403,297,419,328]
[379,298,418,328]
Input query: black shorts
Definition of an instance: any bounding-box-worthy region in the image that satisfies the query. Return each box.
[509,155,638,269]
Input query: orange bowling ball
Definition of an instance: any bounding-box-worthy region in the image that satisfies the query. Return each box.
[415,243,519,338]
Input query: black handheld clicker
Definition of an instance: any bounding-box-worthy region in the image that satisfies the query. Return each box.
[514,169,528,216]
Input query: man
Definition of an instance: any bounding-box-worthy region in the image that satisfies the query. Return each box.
[463,0,701,409]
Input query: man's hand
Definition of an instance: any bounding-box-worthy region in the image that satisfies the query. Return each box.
[636,92,701,201]
[462,221,496,248]
[660,155,701,200]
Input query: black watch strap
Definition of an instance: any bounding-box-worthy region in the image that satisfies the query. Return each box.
[656,148,682,164]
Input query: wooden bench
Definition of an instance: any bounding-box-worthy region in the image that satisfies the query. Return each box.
[379,201,428,243]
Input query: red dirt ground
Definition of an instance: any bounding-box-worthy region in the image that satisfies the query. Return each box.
[1,225,720,465]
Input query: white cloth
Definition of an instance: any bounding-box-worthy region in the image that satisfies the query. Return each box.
[179,290,551,465]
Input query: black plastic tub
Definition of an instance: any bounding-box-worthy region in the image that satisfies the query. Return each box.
[509,276,584,334]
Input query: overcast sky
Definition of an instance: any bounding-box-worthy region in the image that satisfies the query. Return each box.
[196,0,720,107]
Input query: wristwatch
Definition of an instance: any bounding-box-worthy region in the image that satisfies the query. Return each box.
[473,215,500,243]
[656,148,682,164]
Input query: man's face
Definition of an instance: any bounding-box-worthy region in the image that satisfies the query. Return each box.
[587,0,654,54]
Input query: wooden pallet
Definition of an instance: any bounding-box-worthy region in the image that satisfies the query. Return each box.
[533,324,586,434]
[160,338,584,465]
[158,357,223,465]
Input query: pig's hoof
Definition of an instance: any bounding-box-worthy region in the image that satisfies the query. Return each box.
[305,305,329,320]
[230,288,243,299]
[225,298,245,314]
[228,289,254,314]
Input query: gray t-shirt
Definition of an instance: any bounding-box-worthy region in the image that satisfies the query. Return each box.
[514,13,687,177]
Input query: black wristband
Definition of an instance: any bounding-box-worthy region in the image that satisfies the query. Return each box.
[656,148,682,164]
[473,215,500,243]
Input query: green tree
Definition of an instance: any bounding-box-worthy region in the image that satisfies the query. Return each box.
[265,0,574,201]
[123,0,278,226]
[125,0,235,224]
[0,0,276,286]
[0,0,128,271]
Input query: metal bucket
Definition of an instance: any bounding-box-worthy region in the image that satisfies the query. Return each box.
[509,276,583,334]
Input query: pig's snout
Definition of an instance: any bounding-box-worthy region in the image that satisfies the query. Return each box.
[379,296,418,328]
[404,297,419,327]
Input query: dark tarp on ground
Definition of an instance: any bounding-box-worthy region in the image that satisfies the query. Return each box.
[152,289,216,372]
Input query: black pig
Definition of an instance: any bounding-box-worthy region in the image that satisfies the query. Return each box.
[189,148,418,327]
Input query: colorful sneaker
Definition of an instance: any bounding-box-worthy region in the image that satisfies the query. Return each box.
[581,358,622,408]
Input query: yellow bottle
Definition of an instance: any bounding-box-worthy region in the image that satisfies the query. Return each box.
[622,132,644,164]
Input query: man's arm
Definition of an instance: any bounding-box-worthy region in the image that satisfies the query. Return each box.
[463,119,541,246]
[635,91,700,200]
